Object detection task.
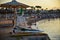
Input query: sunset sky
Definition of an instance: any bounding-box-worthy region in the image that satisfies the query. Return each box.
[0,0,60,9]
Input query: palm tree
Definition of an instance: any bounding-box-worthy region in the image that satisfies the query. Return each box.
[35,6,41,10]
[35,6,42,13]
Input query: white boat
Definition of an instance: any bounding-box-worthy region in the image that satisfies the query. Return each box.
[13,15,43,33]
[10,15,50,40]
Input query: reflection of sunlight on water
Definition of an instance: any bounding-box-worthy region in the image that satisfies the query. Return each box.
[36,18,60,40]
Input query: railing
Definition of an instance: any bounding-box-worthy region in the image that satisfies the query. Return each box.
[0,14,14,20]
[0,20,14,27]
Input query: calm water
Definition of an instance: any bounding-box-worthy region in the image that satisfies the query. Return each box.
[36,18,60,40]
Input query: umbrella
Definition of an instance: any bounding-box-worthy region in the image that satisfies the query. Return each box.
[0,0,30,8]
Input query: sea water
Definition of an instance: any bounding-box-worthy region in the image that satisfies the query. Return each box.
[36,18,60,40]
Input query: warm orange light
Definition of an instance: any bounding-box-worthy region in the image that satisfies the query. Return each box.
[0,0,60,9]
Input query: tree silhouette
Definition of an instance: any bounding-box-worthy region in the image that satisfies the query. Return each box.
[31,6,35,10]
[35,6,42,13]
[35,6,41,9]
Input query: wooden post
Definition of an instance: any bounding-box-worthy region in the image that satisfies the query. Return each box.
[14,8,17,28]
[6,8,7,20]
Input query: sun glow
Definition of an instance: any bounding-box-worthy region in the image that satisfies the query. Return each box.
[0,0,60,9]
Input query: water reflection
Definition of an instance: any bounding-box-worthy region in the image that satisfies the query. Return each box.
[36,18,60,40]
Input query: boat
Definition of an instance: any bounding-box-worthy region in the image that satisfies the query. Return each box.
[9,15,50,40]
